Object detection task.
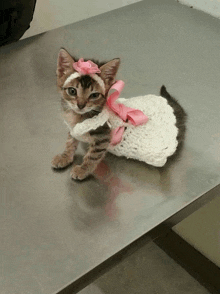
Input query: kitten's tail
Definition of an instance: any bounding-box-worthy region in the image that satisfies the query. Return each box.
[160,85,187,144]
[160,85,184,107]
[160,85,172,99]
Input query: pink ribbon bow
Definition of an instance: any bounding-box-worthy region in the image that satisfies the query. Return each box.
[73,58,101,75]
[107,80,149,145]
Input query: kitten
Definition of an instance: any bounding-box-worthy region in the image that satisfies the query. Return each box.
[52,48,187,180]
[52,48,120,180]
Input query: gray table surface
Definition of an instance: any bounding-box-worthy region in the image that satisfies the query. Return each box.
[1,1,220,293]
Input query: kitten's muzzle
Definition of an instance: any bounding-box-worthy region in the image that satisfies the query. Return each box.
[77,103,86,110]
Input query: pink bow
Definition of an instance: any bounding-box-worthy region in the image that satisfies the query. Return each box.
[107,80,149,145]
[73,58,101,75]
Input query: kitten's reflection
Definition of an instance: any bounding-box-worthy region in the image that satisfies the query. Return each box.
[68,159,134,230]
[68,173,109,231]
[68,142,186,230]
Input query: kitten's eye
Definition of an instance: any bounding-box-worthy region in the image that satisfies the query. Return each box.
[67,87,76,96]
[89,93,100,99]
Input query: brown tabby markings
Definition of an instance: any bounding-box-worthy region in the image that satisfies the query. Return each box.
[61,75,106,115]
[52,48,120,180]
[70,132,111,180]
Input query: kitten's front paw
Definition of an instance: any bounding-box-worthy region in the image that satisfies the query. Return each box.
[70,165,90,180]
[51,154,73,169]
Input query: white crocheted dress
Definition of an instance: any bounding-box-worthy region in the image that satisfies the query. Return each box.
[70,95,179,167]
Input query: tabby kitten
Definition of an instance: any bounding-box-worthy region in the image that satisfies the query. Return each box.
[52,49,187,180]
[51,48,120,180]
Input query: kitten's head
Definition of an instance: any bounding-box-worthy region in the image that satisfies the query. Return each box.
[57,48,120,115]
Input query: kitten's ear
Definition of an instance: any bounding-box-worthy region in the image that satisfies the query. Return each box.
[57,48,75,78]
[100,58,120,90]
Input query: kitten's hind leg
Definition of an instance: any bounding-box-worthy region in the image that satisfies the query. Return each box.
[52,132,78,169]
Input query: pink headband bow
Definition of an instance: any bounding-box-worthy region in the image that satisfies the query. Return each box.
[73,58,101,75]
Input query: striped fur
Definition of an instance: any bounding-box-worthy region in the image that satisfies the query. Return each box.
[52,48,120,180]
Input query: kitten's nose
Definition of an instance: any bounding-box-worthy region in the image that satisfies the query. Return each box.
[77,103,86,110]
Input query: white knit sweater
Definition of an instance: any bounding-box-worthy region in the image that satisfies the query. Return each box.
[70,95,178,167]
